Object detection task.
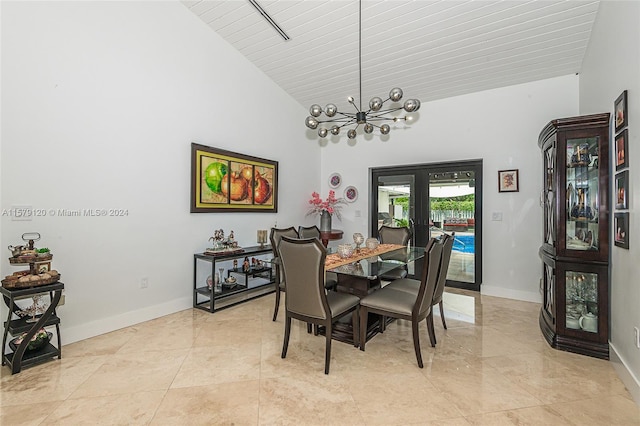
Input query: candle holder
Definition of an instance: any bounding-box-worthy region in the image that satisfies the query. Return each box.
[257,230,268,248]
[353,233,364,251]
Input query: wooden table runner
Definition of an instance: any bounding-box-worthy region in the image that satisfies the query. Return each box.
[325,244,404,270]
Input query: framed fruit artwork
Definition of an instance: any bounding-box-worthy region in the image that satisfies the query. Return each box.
[191,143,278,213]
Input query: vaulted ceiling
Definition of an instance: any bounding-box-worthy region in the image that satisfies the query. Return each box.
[182,0,600,113]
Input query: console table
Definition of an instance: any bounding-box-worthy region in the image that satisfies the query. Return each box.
[193,245,275,313]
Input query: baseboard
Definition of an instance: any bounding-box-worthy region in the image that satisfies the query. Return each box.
[61,297,192,345]
[481,284,542,303]
[610,341,640,407]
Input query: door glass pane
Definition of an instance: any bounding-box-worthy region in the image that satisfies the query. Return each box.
[376,174,414,234]
[565,271,598,333]
[566,137,599,251]
[429,171,475,283]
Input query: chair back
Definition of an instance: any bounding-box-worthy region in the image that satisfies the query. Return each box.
[379,225,411,245]
[298,225,321,240]
[270,227,299,283]
[278,236,329,320]
[270,227,299,252]
[432,232,455,305]
[414,238,443,317]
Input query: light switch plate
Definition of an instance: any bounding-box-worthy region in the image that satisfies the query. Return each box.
[491,211,503,221]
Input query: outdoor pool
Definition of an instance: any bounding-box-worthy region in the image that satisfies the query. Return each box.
[453,235,475,254]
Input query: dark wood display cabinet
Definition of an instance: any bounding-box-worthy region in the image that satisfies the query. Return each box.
[538,113,610,359]
[193,245,275,313]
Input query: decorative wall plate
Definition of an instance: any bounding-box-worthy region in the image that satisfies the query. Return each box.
[344,186,358,202]
[328,173,342,189]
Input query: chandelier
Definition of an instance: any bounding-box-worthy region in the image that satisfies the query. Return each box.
[304,0,421,140]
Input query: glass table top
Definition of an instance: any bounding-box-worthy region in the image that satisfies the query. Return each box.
[326,246,426,279]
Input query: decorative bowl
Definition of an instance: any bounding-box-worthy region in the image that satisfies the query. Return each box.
[337,244,354,259]
[365,238,379,250]
[10,329,52,352]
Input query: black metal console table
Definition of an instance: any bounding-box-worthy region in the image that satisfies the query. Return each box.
[193,245,275,313]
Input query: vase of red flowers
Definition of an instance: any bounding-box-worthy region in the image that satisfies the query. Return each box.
[307,190,346,232]
[320,210,332,232]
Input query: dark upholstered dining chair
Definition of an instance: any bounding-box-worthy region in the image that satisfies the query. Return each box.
[358,238,443,368]
[378,225,412,281]
[386,232,455,346]
[269,227,299,321]
[298,225,338,290]
[428,232,455,337]
[278,236,360,374]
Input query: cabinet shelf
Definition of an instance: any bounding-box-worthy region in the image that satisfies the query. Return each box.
[566,218,598,223]
[3,343,60,369]
[5,314,60,335]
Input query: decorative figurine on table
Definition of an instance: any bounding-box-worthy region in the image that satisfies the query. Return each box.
[18,295,48,323]
[243,256,250,272]
[233,259,238,269]
[208,229,225,250]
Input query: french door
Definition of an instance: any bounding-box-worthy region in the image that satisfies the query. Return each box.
[370,160,482,290]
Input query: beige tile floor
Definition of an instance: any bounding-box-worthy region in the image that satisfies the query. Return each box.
[2,289,640,425]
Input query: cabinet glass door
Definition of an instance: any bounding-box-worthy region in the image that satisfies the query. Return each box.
[565,270,598,333]
[565,137,599,252]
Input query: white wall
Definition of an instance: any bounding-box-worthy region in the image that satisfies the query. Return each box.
[579,0,640,405]
[0,1,318,343]
[317,75,579,302]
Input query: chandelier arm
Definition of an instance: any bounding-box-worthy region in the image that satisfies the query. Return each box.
[317,117,358,124]
[337,121,357,130]
[367,117,408,123]
[366,117,397,122]
[337,111,358,118]
[369,107,404,116]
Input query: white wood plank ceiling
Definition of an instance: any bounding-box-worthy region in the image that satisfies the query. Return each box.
[182,0,600,112]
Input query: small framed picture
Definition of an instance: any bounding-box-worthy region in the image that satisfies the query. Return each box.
[36,262,51,273]
[615,90,628,133]
[498,169,519,192]
[615,170,629,210]
[328,172,342,189]
[615,129,629,171]
[344,185,358,202]
[614,212,629,249]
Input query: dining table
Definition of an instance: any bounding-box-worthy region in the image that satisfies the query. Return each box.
[323,243,427,344]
